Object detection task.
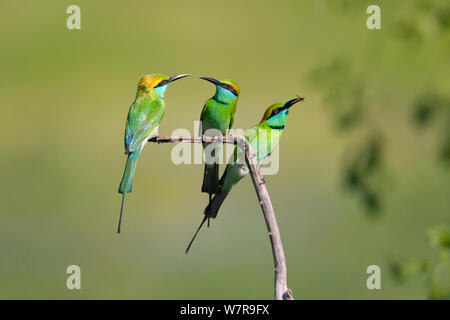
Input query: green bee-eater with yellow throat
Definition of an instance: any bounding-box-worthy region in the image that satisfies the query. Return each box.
[117,73,190,233]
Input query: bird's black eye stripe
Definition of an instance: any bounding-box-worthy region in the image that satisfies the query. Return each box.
[222,84,238,96]
[155,80,168,88]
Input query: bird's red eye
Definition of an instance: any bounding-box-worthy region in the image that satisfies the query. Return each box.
[273,109,279,114]
[227,85,232,90]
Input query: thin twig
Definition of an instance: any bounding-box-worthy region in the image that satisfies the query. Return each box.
[148,135,293,300]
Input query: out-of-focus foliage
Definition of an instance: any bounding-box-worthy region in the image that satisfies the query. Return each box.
[309,1,449,298]
[429,253,450,300]
[309,56,386,215]
[413,94,444,128]
[391,225,450,299]
[343,135,384,213]
[427,225,450,249]
[413,94,450,166]
[309,1,450,214]
[396,0,450,42]
[309,57,364,131]
[390,259,427,284]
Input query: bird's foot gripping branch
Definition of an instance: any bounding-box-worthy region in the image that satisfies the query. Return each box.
[148,134,293,300]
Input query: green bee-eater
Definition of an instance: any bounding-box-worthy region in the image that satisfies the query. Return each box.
[186,97,304,252]
[117,73,190,233]
[199,77,240,213]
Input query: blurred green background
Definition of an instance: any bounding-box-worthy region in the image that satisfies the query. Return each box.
[0,0,449,299]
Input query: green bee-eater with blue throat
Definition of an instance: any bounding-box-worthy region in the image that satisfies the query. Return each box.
[199,77,240,217]
[186,96,304,252]
[118,73,190,233]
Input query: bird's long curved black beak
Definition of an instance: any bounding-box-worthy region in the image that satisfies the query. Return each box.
[169,74,191,83]
[200,76,221,86]
[281,96,304,111]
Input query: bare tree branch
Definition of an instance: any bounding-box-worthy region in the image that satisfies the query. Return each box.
[148,135,293,300]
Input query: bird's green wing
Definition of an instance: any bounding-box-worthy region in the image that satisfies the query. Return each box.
[199,103,208,136]
[239,125,281,163]
[124,102,138,150]
[200,103,208,122]
[125,98,164,153]
[245,126,259,151]
[229,126,256,165]
[228,102,237,129]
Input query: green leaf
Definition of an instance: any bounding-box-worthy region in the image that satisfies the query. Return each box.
[427,225,450,249]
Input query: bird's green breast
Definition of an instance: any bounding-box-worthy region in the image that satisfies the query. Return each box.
[201,98,236,134]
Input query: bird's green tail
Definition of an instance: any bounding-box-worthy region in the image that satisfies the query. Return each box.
[205,188,230,219]
[117,193,126,234]
[185,215,208,254]
[202,163,219,228]
[184,189,230,254]
[117,152,139,233]
[186,163,243,253]
[201,163,220,195]
[204,162,244,219]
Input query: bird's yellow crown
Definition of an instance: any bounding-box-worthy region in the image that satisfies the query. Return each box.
[137,74,168,94]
